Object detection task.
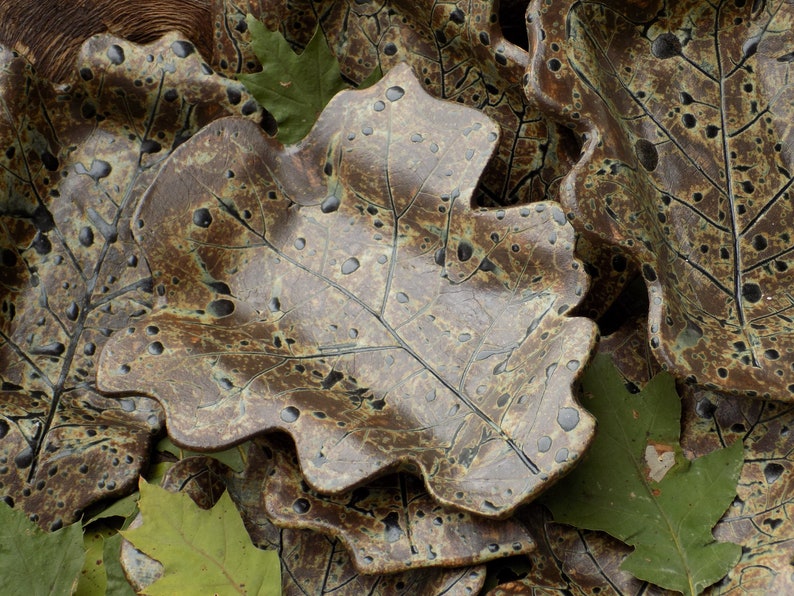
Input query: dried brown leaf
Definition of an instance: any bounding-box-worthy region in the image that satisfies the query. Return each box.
[233,442,490,595]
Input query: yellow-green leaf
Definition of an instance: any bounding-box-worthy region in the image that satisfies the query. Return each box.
[104,533,137,596]
[0,502,84,596]
[121,479,280,596]
[75,524,116,596]
[540,354,743,595]
[156,437,247,473]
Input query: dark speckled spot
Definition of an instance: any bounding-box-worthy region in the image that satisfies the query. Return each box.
[206,281,231,295]
[14,447,33,469]
[107,45,125,65]
[241,99,258,116]
[32,342,65,356]
[40,151,59,172]
[226,87,242,105]
[642,263,657,282]
[635,139,658,171]
[193,208,212,228]
[81,102,97,120]
[140,139,162,154]
[207,299,235,318]
[557,407,579,431]
[381,512,404,542]
[321,195,340,213]
[76,159,112,182]
[651,33,681,59]
[66,301,79,321]
[341,258,360,275]
[321,370,344,390]
[281,406,300,423]
[742,283,762,303]
[457,241,473,262]
[386,86,405,101]
[292,498,310,513]
[696,397,717,418]
[171,41,195,58]
[764,462,784,484]
[32,232,51,255]
[764,349,780,360]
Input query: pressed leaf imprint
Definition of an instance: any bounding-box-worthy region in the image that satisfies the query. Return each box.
[0,32,258,527]
[528,0,794,398]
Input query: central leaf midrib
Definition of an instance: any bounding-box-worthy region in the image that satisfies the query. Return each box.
[28,177,139,481]
[576,2,789,368]
[715,3,746,333]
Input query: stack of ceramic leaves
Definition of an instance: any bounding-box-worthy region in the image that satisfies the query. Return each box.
[1,1,792,594]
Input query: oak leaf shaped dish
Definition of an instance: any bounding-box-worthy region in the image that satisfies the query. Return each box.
[527,0,794,398]
[97,63,596,517]
[0,32,259,528]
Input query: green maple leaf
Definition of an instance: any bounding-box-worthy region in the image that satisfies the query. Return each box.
[0,503,84,596]
[121,480,280,596]
[540,354,743,595]
[238,15,350,144]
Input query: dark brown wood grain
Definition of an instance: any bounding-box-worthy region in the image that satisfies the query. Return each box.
[0,0,213,81]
